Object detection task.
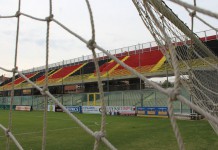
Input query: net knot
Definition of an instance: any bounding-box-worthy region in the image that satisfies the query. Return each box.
[189,11,196,17]
[5,128,10,137]
[167,88,179,101]
[15,11,20,17]
[160,15,164,20]
[87,39,96,50]
[12,67,18,73]
[45,14,54,22]
[94,131,104,141]
[40,86,48,96]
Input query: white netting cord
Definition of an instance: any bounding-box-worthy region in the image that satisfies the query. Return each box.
[209,121,218,135]
[51,16,169,95]
[190,86,217,110]
[0,67,14,73]
[179,46,215,107]
[177,95,218,125]
[43,14,218,127]
[159,15,218,119]
[85,0,108,149]
[135,0,218,143]
[9,17,217,148]
[176,0,217,125]
[13,69,117,150]
[190,0,196,33]
[192,50,218,70]
[89,43,107,150]
[0,0,218,149]
[144,1,180,91]
[157,13,217,73]
[0,124,23,150]
[20,12,46,21]
[183,0,218,33]
[0,0,116,149]
[149,0,217,61]
[190,72,218,96]
[42,0,53,149]
[93,131,105,142]
[141,0,216,118]
[167,98,185,150]
[0,15,16,18]
[45,90,116,150]
[143,3,184,148]
[7,0,21,149]
[133,0,172,62]
[169,0,218,19]
[85,0,95,41]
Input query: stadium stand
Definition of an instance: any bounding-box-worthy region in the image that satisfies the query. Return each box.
[0,31,217,94]
[50,64,84,81]
[2,73,37,90]
[36,69,58,83]
[110,50,166,77]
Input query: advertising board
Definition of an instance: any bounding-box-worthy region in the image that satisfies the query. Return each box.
[136,107,168,118]
[106,106,136,116]
[65,106,82,113]
[15,105,32,111]
[82,106,101,114]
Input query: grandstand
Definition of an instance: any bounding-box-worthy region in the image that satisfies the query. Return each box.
[0,29,217,113]
[1,0,218,149]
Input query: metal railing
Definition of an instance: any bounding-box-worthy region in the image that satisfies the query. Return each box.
[0,89,191,113]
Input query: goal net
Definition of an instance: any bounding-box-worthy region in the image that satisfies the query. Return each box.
[0,0,218,150]
[133,0,218,136]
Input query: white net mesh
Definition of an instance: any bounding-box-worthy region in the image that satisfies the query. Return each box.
[133,0,218,137]
[0,0,218,150]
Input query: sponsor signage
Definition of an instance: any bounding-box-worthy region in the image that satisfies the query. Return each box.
[136,107,168,118]
[81,106,136,115]
[55,105,63,112]
[48,105,55,112]
[106,106,136,116]
[65,106,82,113]
[15,105,32,111]
[82,106,101,114]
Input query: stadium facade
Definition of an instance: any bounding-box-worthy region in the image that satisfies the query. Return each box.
[0,29,217,111]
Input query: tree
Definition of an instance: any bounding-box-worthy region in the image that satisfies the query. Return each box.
[162,80,173,88]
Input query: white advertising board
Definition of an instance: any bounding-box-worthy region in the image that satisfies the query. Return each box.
[106,106,136,115]
[82,106,101,114]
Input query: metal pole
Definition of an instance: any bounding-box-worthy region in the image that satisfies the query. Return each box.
[62,78,64,105]
[107,93,110,106]
[139,44,142,90]
[21,85,23,105]
[105,54,109,91]
[122,91,124,106]
[140,92,143,107]
[71,94,73,106]
[154,91,157,107]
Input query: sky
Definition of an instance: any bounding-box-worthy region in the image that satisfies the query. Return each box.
[0,0,217,78]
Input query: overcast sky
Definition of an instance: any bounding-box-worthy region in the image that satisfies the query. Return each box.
[0,0,217,77]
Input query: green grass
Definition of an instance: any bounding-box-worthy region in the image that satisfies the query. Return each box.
[0,110,217,150]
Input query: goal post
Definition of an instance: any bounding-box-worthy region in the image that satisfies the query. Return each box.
[87,93,101,106]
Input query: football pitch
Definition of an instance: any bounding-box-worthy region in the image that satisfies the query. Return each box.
[0,110,218,150]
